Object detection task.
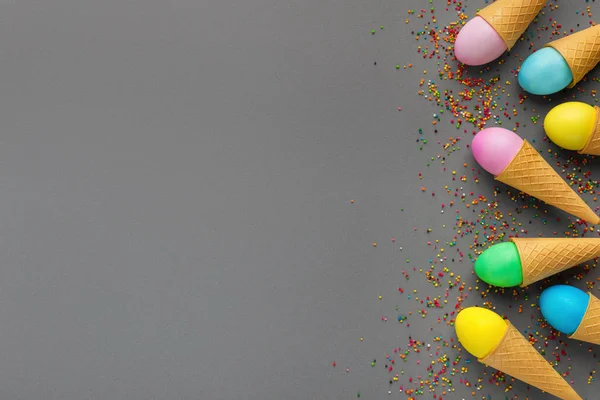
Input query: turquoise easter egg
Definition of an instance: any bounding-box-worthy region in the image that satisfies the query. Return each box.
[540,285,589,335]
[518,47,573,95]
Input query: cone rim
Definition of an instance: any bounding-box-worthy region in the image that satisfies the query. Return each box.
[475,0,547,50]
[569,292,593,340]
[543,24,600,88]
[475,11,510,50]
[494,140,527,178]
[477,319,511,362]
[542,41,577,88]
[578,105,600,155]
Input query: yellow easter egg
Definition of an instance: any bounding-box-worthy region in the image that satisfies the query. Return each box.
[455,307,507,359]
[544,102,596,151]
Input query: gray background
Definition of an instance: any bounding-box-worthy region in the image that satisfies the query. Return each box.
[0,0,597,399]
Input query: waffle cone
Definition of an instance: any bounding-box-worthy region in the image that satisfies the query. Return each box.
[476,0,546,50]
[570,292,600,345]
[510,238,600,286]
[579,106,600,155]
[544,25,600,88]
[479,322,582,400]
[495,140,600,224]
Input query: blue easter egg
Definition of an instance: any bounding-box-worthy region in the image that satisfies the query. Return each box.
[518,47,573,95]
[540,285,589,335]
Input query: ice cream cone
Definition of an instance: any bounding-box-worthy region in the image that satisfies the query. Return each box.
[544,24,600,88]
[480,321,582,400]
[579,105,600,155]
[495,140,600,224]
[476,0,546,50]
[570,292,600,345]
[510,238,600,286]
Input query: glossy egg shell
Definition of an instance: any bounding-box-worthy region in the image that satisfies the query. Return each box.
[455,307,508,358]
[544,102,596,151]
[540,285,589,335]
[518,47,573,95]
